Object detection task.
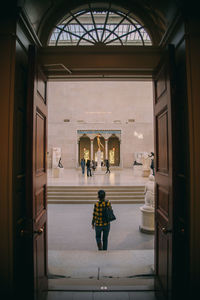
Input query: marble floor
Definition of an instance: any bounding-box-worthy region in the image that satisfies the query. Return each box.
[48,249,154,279]
[47,168,155,298]
[46,291,157,300]
[47,167,149,187]
[48,204,154,251]
[48,204,154,291]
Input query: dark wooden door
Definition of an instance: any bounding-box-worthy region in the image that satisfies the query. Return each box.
[154,45,176,300]
[24,45,48,299]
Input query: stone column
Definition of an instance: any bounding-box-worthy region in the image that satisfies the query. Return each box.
[91,139,94,161]
[105,139,108,160]
[76,139,79,168]
[119,140,122,167]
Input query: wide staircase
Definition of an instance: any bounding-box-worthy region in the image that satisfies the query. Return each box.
[47,185,145,204]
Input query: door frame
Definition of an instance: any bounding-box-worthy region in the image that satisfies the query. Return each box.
[40,47,168,294]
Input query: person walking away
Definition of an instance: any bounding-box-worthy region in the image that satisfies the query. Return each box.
[86,159,92,177]
[92,190,111,250]
[105,159,110,174]
[80,158,85,174]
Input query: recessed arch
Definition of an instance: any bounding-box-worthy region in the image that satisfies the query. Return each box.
[93,136,105,161]
[39,1,166,46]
[79,136,91,163]
[108,135,120,166]
[48,5,152,46]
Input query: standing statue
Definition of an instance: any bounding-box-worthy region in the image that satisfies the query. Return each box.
[139,174,155,233]
[97,134,104,151]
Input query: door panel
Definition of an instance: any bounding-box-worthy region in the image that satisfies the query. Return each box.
[25,45,48,299]
[154,45,175,300]
[36,110,46,172]
[157,111,168,173]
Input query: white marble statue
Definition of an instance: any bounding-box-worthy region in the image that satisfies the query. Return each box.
[52,147,61,168]
[144,174,155,209]
[142,152,151,177]
[139,174,155,233]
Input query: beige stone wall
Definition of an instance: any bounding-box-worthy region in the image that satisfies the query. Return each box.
[48,81,154,168]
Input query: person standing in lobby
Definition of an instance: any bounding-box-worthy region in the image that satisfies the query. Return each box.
[80,158,85,174]
[148,152,155,176]
[105,159,110,174]
[86,159,92,177]
[92,190,111,250]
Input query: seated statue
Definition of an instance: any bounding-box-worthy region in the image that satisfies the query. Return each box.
[133,160,143,166]
[58,158,63,168]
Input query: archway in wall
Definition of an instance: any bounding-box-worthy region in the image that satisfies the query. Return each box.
[93,135,105,162]
[108,135,120,166]
[40,0,166,46]
[79,136,91,163]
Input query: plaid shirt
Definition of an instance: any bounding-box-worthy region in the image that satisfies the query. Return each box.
[92,199,111,226]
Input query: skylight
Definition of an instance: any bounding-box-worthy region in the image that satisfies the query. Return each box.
[49,7,152,46]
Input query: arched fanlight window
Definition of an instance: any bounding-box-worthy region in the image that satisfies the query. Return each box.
[49,5,152,46]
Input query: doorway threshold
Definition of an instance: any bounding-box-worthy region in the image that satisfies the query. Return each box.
[48,275,155,291]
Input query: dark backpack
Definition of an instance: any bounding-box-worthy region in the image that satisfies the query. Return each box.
[102,201,116,223]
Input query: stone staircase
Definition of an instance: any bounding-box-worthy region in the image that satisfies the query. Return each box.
[47,185,145,204]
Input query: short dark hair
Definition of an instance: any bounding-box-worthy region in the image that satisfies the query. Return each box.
[98,190,105,200]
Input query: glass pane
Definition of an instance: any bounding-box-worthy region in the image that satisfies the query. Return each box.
[48,6,152,46]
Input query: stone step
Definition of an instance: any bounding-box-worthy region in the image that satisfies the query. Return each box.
[47,199,144,204]
[47,192,144,199]
[47,187,145,192]
[48,185,144,189]
[48,194,144,200]
[47,189,145,193]
[48,189,144,191]
[47,185,145,204]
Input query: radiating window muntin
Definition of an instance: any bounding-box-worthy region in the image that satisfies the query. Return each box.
[49,9,152,46]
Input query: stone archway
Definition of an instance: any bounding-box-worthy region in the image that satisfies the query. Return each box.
[79,136,91,164]
[93,135,105,163]
[108,135,120,166]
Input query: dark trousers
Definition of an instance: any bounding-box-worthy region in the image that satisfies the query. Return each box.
[95,224,110,250]
[81,166,85,174]
[87,167,92,176]
[106,166,110,173]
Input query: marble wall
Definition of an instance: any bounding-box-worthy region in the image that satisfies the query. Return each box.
[47,81,154,168]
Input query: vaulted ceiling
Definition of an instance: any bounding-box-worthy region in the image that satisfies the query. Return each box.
[17,0,185,46]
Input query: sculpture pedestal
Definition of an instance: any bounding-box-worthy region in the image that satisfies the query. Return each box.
[139,206,155,234]
[53,167,64,178]
[95,149,104,175]
[142,169,150,177]
[133,165,143,176]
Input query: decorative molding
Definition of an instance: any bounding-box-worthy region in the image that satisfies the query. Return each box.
[159,9,183,48]
[77,130,121,134]
[17,7,42,47]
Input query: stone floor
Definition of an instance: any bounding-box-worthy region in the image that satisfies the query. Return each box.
[47,167,149,187]
[47,168,155,298]
[48,249,154,279]
[48,204,154,283]
[48,204,154,251]
[46,291,157,300]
